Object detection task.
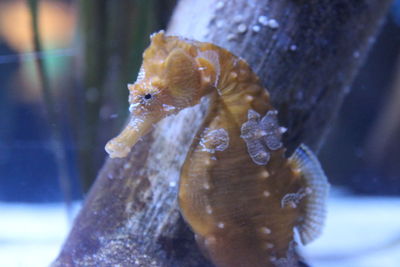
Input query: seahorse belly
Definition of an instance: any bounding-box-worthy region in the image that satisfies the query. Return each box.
[179,97,304,267]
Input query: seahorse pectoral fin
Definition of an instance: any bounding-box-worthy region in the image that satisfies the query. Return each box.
[289,144,330,245]
[105,115,154,158]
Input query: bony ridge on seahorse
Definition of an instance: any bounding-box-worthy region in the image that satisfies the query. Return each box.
[105,31,330,267]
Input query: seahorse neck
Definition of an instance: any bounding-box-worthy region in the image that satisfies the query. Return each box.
[192,44,274,134]
[214,69,273,130]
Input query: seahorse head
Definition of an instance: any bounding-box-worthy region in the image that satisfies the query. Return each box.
[105,31,213,158]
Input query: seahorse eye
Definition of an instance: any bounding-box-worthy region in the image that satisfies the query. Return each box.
[144,93,152,100]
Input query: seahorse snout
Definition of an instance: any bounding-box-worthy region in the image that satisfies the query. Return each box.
[105,115,154,158]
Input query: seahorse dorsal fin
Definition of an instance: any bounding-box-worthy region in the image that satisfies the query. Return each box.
[289,144,330,245]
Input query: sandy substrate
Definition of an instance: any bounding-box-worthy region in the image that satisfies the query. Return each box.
[0,195,399,267]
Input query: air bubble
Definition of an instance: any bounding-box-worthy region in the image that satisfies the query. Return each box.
[227,33,236,41]
[258,15,268,26]
[237,23,247,34]
[216,20,224,28]
[267,19,279,29]
[252,25,261,33]
[233,14,243,23]
[216,1,224,10]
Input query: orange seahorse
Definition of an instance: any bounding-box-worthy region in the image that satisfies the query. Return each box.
[105,31,329,267]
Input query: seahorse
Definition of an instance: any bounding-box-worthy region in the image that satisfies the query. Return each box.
[105,31,330,267]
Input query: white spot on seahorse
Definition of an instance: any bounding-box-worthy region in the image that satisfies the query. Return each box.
[129,102,140,113]
[260,170,270,179]
[206,205,213,214]
[260,227,272,234]
[136,66,145,83]
[197,50,220,88]
[263,190,271,197]
[162,104,176,112]
[266,243,274,249]
[128,117,145,132]
[205,235,217,246]
[203,182,210,190]
[199,128,229,153]
[245,95,254,102]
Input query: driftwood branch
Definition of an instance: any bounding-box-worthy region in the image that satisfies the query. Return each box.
[53,0,392,266]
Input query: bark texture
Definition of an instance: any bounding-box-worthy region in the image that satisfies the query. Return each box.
[53,0,392,266]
